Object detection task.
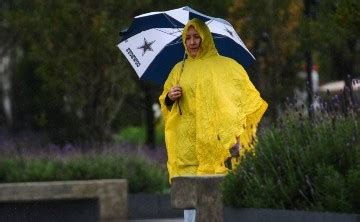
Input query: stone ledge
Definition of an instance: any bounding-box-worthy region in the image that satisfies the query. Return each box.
[0,179,127,222]
[171,175,225,222]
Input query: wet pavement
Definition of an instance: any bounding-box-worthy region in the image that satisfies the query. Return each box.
[129,219,183,222]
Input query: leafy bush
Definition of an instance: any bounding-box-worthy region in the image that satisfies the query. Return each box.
[113,125,165,145]
[114,127,147,144]
[223,110,360,213]
[0,154,168,193]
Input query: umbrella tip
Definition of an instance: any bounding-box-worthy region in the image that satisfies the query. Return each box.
[119,28,128,36]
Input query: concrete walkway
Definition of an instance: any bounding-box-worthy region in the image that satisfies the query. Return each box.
[129,219,183,222]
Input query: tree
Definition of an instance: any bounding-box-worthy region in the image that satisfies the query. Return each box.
[228,0,360,119]
[309,0,359,82]
[2,0,237,145]
[297,0,360,109]
[0,1,17,128]
[3,0,153,143]
[228,0,304,120]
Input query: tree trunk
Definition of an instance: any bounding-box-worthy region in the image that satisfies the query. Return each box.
[141,82,155,149]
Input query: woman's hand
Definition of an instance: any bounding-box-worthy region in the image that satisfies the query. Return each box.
[168,85,182,101]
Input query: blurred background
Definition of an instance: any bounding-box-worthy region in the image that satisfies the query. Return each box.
[0,0,359,186]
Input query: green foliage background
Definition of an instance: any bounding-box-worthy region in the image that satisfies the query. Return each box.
[1,0,233,143]
[1,0,359,144]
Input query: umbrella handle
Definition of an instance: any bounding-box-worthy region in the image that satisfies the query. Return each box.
[177,100,182,115]
[176,53,186,116]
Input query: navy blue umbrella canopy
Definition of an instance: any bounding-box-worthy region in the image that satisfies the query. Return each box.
[118,6,255,85]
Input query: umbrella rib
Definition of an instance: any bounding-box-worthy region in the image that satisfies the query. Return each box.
[154,28,182,37]
[212,35,227,39]
[166,38,183,46]
[163,13,183,33]
[206,19,214,25]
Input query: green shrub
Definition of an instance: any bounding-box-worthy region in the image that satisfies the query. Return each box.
[113,125,165,145]
[114,127,147,144]
[0,154,168,193]
[223,112,360,213]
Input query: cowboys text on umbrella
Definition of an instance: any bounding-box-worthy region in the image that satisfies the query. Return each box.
[138,38,156,56]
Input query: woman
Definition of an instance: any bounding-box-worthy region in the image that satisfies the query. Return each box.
[159,18,267,181]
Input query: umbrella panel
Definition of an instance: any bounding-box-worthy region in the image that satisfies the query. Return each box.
[140,37,184,84]
[121,14,184,42]
[213,34,255,69]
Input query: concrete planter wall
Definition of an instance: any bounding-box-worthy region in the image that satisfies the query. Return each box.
[0,179,127,222]
[1,177,359,221]
[170,176,360,222]
[128,193,182,219]
[224,207,360,222]
[127,193,360,222]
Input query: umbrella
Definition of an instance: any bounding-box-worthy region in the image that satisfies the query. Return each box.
[117,6,255,85]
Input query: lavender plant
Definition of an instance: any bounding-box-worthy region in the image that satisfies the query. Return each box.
[0,144,169,193]
[223,93,360,213]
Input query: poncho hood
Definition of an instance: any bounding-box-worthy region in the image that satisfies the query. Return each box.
[182,18,218,59]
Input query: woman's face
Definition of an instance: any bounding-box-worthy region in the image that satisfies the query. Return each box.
[185,26,202,58]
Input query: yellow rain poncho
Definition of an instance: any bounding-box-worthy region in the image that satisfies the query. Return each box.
[159,18,268,180]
